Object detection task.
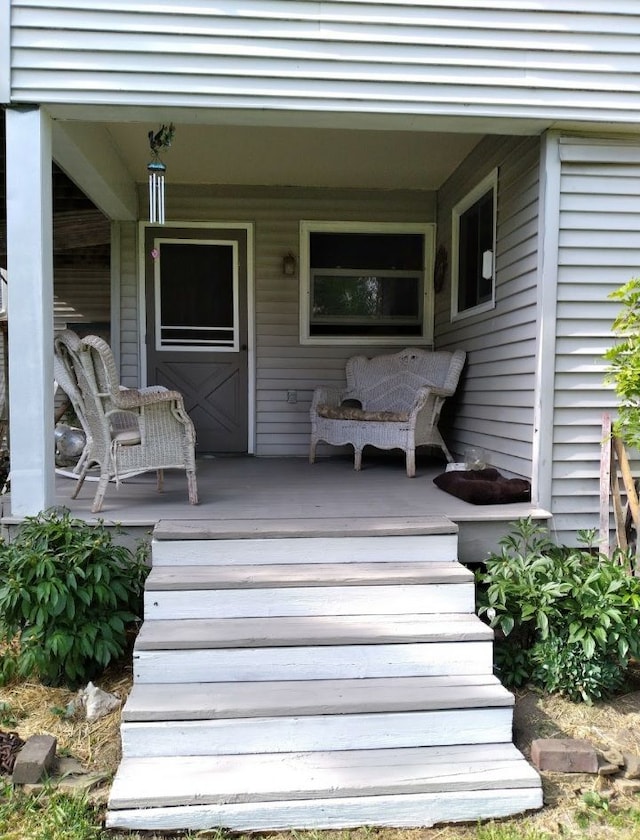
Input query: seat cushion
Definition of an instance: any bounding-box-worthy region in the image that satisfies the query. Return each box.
[433,467,531,505]
[317,404,410,422]
[112,428,141,446]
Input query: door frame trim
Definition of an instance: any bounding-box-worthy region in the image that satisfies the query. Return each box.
[138,220,256,454]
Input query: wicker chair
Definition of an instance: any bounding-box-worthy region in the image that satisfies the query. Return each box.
[54,330,198,513]
[309,347,466,477]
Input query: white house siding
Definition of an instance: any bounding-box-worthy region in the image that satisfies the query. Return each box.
[7,2,640,126]
[552,138,640,543]
[435,135,540,479]
[123,184,436,456]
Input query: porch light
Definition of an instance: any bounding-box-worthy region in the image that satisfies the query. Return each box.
[282,252,297,276]
[147,123,175,225]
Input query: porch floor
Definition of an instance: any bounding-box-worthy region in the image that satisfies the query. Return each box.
[2,454,550,560]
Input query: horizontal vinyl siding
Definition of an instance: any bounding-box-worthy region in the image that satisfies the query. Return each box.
[128,185,436,456]
[552,145,640,543]
[8,2,640,123]
[436,135,540,477]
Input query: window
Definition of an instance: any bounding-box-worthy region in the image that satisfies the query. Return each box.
[451,170,497,320]
[300,221,435,345]
[153,239,239,351]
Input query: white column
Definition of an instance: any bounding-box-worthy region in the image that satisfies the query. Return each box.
[5,106,55,515]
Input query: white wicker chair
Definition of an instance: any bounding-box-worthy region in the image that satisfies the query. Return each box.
[309,347,466,477]
[54,330,198,513]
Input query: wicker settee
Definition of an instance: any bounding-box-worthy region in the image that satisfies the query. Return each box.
[309,347,466,477]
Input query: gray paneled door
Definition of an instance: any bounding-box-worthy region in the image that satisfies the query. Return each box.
[145,226,249,453]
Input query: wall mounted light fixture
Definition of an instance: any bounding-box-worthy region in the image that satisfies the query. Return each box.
[282,252,297,276]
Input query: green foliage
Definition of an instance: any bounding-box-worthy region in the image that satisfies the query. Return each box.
[476,517,640,703]
[604,276,640,449]
[0,781,104,840]
[0,509,149,688]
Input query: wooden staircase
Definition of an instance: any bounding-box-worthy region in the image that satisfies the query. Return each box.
[106,516,542,832]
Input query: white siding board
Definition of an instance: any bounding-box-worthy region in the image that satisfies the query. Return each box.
[10,3,640,124]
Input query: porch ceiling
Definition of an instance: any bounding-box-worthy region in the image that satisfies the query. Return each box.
[67,119,484,193]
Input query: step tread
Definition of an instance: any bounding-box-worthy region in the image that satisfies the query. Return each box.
[108,744,539,810]
[135,613,493,650]
[153,516,458,540]
[146,562,473,590]
[123,675,514,721]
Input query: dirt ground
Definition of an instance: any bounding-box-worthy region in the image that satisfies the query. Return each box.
[3,662,640,838]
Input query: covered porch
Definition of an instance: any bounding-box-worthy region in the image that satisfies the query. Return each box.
[2,454,550,564]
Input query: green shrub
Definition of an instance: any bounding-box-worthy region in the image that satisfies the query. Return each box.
[0,508,149,687]
[476,517,640,703]
[604,276,640,449]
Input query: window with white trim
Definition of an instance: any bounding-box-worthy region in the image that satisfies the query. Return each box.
[300,221,434,345]
[451,170,497,320]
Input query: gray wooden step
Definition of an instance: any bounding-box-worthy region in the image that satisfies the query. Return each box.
[123,675,514,721]
[151,532,458,566]
[120,706,514,757]
[107,744,543,832]
[154,516,458,541]
[145,561,473,589]
[135,612,492,650]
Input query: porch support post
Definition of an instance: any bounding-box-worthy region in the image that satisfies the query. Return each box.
[5,106,55,515]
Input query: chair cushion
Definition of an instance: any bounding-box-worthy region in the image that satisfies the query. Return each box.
[317,404,410,422]
[112,429,141,446]
[433,467,531,505]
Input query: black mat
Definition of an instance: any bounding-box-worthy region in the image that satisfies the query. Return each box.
[433,467,531,505]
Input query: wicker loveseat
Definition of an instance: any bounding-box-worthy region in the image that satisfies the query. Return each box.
[309,347,466,477]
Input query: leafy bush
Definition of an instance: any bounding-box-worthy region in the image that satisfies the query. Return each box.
[477,517,640,703]
[604,276,640,449]
[0,509,149,687]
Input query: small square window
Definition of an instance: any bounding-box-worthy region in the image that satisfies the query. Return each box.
[300,221,435,345]
[451,170,497,320]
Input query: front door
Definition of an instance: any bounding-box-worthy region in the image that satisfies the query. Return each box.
[145,226,249,453]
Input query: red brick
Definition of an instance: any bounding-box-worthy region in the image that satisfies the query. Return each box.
[531,738,598,773]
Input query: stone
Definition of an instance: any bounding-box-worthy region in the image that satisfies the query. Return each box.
[78,682,121,721]
[623,753,640,780]
[615,778,640,795]
[11,734,57,785]
[598,762,621,777]
[531,738,599,774]
[602,748,625,767]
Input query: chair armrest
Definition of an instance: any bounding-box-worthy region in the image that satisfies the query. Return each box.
[111,387,186,410]
[310,386,346,412]
[408,385,450,416]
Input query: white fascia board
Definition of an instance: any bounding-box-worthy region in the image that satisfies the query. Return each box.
[52,122,137,221]
[0,1,9,103]
[532,131,561,512]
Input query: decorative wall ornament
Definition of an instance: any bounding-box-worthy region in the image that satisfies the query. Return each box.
[147,123,175,224]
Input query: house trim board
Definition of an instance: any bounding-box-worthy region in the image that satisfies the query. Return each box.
[0,0,9,104]
[137,220,256,455]
[532,130,561,511]
[110,221,122,369]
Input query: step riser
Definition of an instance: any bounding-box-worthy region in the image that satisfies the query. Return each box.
[144,583,475,619]
[106,787,544,832]
[151,534,458,566]
[134,641,494,683]
[121,707,514,758]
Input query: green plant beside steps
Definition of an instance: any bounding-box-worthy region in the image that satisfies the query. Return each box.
[0,508,149,688]
[476,517,640,703]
